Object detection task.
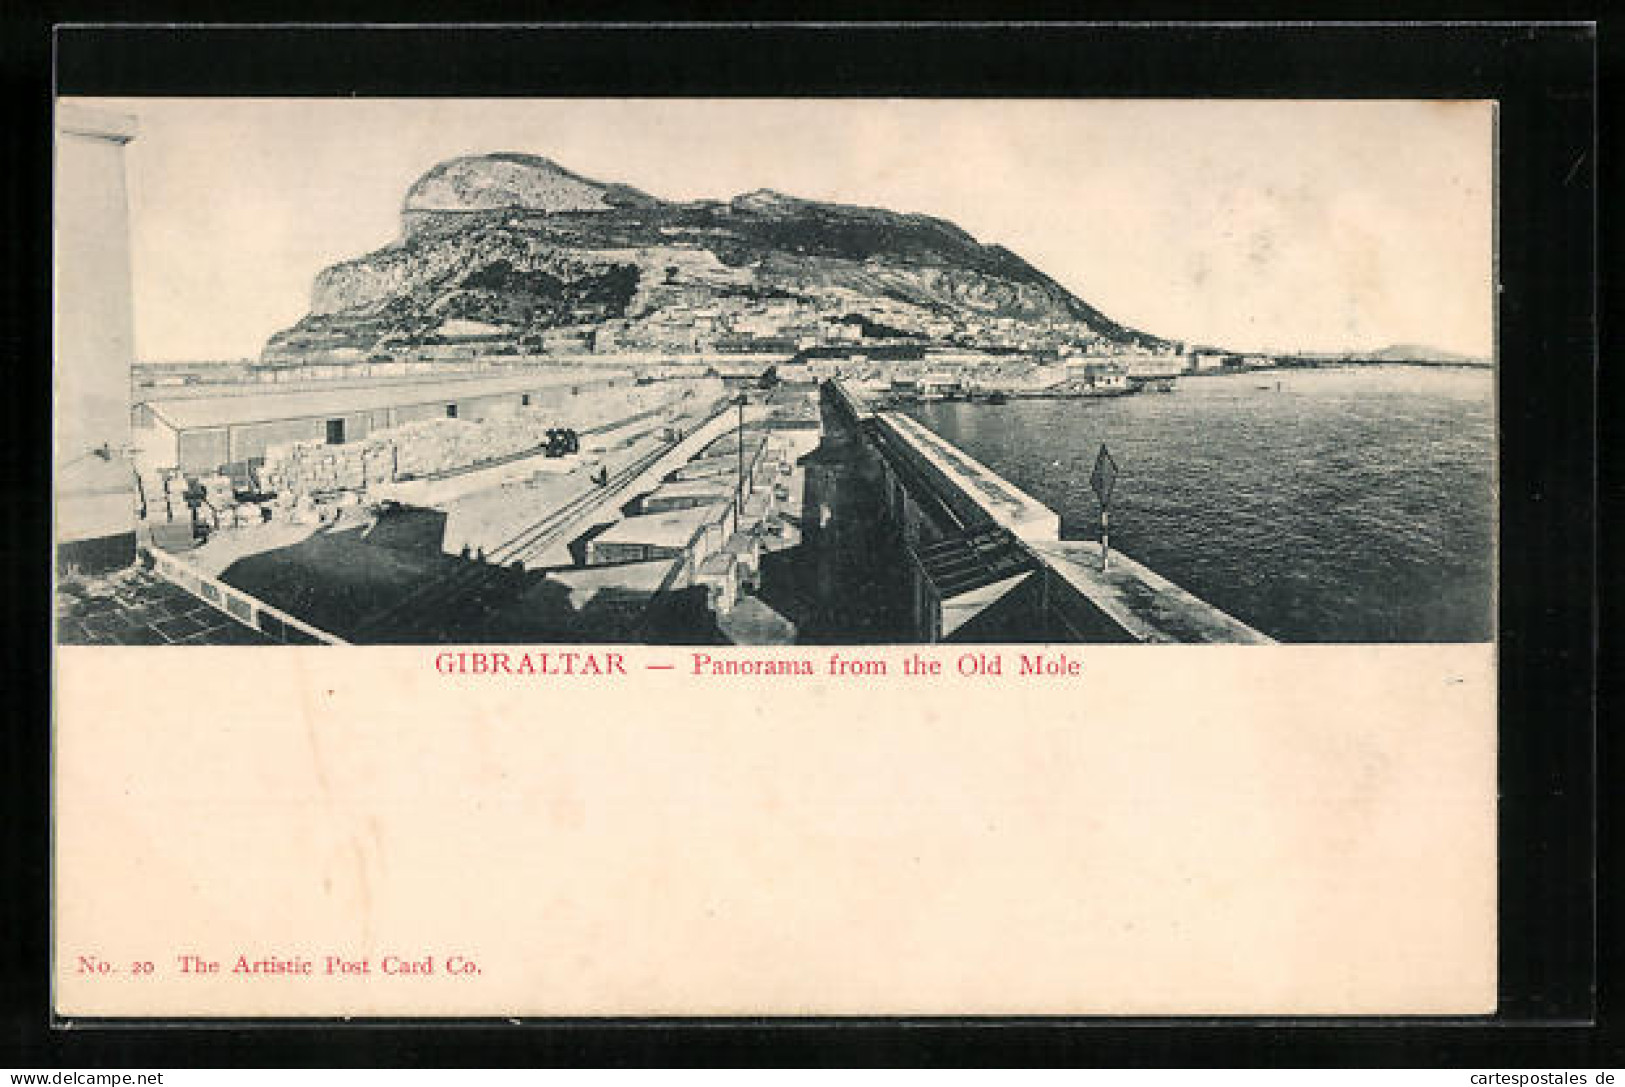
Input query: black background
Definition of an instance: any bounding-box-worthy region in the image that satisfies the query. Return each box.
[4,13,1611,1068]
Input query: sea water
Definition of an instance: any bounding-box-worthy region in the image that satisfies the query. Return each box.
[906,365,1496,642]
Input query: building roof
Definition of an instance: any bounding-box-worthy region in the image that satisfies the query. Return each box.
[701,502,735,528]
[697,552,737,576]
[722,531,759,556]
[143,369,628,432]
[645,479,736,502]
[548,557,679,595]
[591,506,716,549]
[672,459,739,480]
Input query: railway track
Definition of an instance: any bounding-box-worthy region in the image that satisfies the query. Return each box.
[348,403,732,641]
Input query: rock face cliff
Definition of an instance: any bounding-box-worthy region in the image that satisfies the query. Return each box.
[263,153,1168,362]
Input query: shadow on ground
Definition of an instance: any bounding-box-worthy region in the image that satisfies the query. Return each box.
[219,506,727,645]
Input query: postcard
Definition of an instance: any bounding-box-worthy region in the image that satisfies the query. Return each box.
[53,97,1497,1017]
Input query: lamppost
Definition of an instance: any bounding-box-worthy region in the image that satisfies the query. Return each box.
[734,392,748,519]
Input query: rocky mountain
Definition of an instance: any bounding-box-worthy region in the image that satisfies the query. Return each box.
[1364,344,1490,365]
[263,153,1170,363]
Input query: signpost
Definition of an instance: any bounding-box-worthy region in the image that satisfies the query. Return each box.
[1090,443,1118,571]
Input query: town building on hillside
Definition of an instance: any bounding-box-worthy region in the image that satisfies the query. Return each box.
[539,327,593,354]
[429,319,512,343]
[918,373,964,400]
[1066,360,1129,389]
[1070,354,1186,380]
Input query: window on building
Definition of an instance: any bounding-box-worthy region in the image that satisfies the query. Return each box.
[326,418,346,445]
[521,394,531,407]
[445,403,458,419]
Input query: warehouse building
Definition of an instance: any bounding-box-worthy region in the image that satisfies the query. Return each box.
[585,506,717,566]
[586,501,736,569]
[134,369,633,475]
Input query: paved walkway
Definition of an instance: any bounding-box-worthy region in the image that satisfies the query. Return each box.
[56,565,272,645]
[1031,539,1276,644]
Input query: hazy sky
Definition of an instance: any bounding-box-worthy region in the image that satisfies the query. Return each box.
[71,98,1495,362]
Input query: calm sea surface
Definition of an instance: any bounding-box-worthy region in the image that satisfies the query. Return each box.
[906,366,1496,642]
